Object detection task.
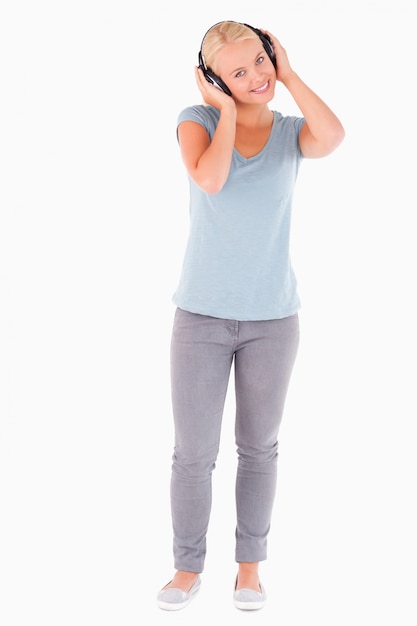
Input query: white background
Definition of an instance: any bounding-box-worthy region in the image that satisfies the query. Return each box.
[1,1,416,624]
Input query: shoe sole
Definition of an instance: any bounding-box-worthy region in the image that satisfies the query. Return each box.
[234,600,265,610]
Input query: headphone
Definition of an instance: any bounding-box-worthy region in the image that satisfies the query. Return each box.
[198,22,277,97]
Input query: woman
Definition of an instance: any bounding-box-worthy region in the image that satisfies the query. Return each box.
[157,20,344,611]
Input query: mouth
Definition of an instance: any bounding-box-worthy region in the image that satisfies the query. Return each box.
[251,80,270,94]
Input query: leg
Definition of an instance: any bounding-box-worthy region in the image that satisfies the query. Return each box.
[234,314,300,567]
[169,308,234,573]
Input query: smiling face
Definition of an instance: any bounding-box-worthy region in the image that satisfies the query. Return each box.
[215,38,276,103]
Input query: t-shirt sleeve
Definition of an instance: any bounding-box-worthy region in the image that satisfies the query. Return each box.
[176,105,219,142]
[281,115,306,159]
[294,116,306,158]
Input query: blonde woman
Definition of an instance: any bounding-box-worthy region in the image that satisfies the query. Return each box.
[157,20,344,611]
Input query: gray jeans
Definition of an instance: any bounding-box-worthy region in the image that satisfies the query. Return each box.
[169,308,300,573]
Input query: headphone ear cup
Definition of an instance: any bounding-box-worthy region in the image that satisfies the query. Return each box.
[198,50,232,97]
[202,69,232,96]
[260,33,277,69]
[243,24,277,70]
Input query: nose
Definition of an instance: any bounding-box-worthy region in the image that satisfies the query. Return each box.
[248,65,266,86]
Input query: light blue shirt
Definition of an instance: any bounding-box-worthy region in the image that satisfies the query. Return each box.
[173,105,305,321]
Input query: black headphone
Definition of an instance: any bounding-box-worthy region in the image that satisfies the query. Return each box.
[198,22,277,97]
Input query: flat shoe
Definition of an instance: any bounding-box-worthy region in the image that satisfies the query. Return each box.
[157,575,201,611]
[233,583,266,610]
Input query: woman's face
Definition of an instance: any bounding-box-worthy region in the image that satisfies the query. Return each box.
[215,37,276,103]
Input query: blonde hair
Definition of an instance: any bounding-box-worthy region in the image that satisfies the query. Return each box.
[201,21,259,75]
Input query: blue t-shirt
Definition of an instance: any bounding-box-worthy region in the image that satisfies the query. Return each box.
[173,104,305,321]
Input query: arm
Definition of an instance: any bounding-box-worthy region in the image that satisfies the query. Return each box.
[265,31,345,158]
[177,67,237,194]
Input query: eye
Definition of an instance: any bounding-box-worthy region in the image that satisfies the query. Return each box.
[235,70,245,78]
[256,55,265,65]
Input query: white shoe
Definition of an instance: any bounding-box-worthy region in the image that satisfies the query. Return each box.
[233,582,266,610]
[157,576,201,611]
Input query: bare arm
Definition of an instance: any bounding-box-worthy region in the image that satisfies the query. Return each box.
[177,67,237,194]
[265,31,345,158]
